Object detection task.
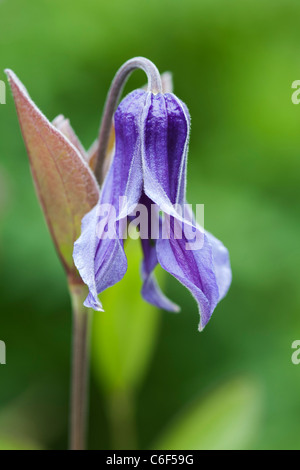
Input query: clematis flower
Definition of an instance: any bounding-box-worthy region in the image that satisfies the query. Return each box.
[73,88,232,330]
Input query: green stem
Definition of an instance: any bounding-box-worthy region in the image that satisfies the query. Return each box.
[69,283,92,450]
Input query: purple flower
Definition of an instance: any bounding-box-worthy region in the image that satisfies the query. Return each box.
[73,89,231,330]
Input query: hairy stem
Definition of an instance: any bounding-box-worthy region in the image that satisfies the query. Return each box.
[95,57,163,184]
[69,283,92,450]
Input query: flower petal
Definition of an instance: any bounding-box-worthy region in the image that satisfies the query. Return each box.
[74,90,148,308]
[141,238,180,312]
[142,93,189,209]
[139,194,179,312]
[140,91,231,329]
[73,205,104,311]
[156,217,221,330]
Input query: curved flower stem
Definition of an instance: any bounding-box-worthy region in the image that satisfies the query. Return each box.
[69,283,92,450]
[95,57,163,184]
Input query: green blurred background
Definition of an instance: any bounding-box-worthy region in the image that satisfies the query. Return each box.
[0,0,300,450]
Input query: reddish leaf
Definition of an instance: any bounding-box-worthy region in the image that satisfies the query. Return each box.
[6,70,100,280]
[52,114,89,162]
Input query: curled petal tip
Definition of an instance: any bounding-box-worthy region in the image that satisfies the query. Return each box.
[83,292,104,312]
[173,305,181,314]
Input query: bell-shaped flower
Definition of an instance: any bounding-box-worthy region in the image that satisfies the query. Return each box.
[73,89,232,330]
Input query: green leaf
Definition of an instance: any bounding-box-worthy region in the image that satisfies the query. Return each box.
[5,70,99,280]
[92,239,161,393]
[155,378,262,450]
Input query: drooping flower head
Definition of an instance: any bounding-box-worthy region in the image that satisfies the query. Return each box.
[74,82,232,330]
